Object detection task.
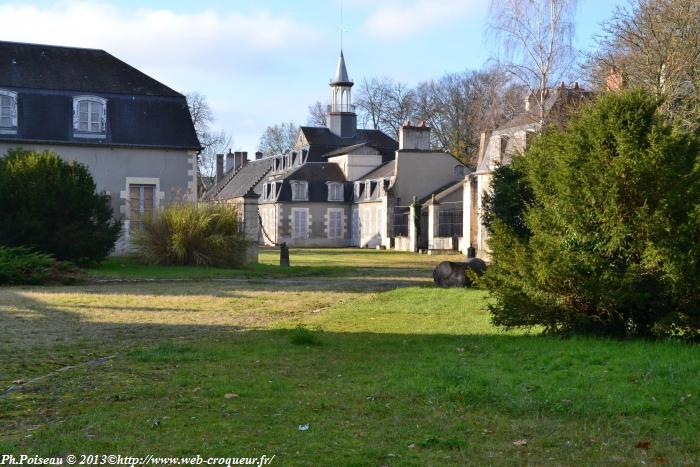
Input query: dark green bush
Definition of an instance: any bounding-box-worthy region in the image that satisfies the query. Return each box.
[0,149,121,265]
[483,90,700,340]
[0,246,84,285]
[134,202,249,267]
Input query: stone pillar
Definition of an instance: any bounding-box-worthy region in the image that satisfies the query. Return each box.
[380,195,390,248]
[462,176,472,254]
[408,197,418,253]
[427,195,438,251]
[243,198,259,243]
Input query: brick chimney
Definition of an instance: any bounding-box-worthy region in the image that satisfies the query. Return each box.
[399,120,431,150]
[255,151,263,160]
[216,153,224,183]
[241,151,248,168]
[606,66,627,92]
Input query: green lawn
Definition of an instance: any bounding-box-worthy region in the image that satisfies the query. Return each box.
[87,248,466,280]
[1,249,698,465]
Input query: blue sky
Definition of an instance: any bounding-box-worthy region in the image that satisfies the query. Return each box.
[1,0,627,151]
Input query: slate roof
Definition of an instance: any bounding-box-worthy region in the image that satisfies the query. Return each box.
[261,163,350,204]
[322,142,371,158]
[0,41,180,96]
[331,51,352,85]
[269,162,346,183]
[357,161,395,181]
[299,126,398,162]
[202,158,274,201]
[0,41,200,150]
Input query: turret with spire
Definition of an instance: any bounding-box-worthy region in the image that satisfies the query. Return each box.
[326,50,357,138]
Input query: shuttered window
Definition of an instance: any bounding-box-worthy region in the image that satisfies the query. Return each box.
[328,182,343,201]
[328,209,343,239]
[73,96,106,135]
[292,209,308,238]
[0,91,17,128]
[129,184,155,231]
[291,181,308,201]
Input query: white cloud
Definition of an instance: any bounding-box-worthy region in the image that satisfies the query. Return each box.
[0,1,319,84]
[363,0,485,39]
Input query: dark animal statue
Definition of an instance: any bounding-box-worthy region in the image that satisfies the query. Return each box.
[433,258,487,288]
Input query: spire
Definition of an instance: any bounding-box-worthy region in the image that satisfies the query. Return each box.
[331,50,352,85]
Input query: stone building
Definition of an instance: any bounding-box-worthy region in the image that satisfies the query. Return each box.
[463,83,592,259]
[207,50,466,250]
[0,40,200,252]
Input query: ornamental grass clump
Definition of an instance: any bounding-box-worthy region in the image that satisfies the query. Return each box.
[134,203,248,267]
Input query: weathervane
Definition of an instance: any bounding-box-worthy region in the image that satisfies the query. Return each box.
[338,0,347,50]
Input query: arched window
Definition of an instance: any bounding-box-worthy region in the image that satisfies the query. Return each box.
[0,90,18,132]
[73,96,106,137]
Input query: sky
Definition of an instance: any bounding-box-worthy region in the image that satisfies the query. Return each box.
[0,0,628,152]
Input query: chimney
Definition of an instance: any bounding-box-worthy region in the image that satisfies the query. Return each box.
[477,131,491,167]
[216,153,224,183]
[399,120,431,150]
[606,66,626,92]
[225,151,235,174]
[241,151,248,168]
[255,151,263,160]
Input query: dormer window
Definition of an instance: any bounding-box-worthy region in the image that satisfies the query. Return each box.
[0,90,18,133]
[73,96,106,138]
[327,182,343,202]
[291,181,308,201]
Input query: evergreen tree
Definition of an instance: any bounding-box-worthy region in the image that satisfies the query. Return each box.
[483,90,700,339]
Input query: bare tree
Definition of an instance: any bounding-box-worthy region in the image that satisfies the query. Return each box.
[186,92,233,178]
[355,77,393,131]
[306,101,327,127]
[258,122,299,156]
[487,0,578,123]
[589,0,700,128]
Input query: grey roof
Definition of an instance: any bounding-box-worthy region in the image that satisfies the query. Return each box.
[203,158,273,201]
[298,126,398,162]
[322,142,373,158]
[269,162,346,183]
[261,163,349,204]
[0,40,180,96]
[418,180,464,204]
[357,161,395,181]
[331,50,352,85]
[0,40,200,150]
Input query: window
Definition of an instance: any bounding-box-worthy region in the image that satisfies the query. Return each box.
[292,208,309,238]
[327,182,343,202]
[129,184,155,231]
[291,181,308,201]
[0,90,17,132]
[73,96,106,137]
[327,209,343,239]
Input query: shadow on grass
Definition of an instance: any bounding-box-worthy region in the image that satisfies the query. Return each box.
[1,295,698,464]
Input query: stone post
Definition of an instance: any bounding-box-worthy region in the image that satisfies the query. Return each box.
[427,194,438,251]
[408,196,419,253]
[380,195,390,248]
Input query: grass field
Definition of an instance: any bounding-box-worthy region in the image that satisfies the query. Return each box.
[1,249,698,465]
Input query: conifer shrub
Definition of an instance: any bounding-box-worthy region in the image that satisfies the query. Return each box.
[0,246,84,285]
[134,202,248,267]
[483,90,700,340]
[0,149,121,265]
